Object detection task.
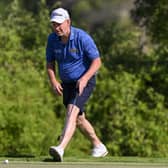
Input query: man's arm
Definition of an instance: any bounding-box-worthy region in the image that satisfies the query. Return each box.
[77,57,101,95]
[47,62,63,96]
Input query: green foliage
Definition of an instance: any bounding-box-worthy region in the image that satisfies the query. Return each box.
[91,21,168,157]
[87,66,168,157]
[0,0,167,158]
[0,0,63,156]
[132,0,168,47]
[0,63,63,155]
[94,22,141,73]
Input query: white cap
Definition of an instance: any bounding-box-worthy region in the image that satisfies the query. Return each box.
[50,8,70,23]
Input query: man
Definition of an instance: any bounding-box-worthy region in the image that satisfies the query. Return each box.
[46,8,108,162]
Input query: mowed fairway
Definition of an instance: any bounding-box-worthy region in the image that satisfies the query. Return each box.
[0,162,168,168]
[0,157,168,168]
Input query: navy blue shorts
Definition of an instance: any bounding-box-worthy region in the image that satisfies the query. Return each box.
[62,76,96,115]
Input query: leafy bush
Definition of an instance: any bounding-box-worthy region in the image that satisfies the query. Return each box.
[0,0,167,157]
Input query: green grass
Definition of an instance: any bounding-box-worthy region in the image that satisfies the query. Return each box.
[0,156,168,168]
[0,156,168,163]
[0,157,168,168]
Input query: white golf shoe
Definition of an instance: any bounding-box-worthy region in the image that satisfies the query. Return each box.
[92,144,108,157]
[49,146,64,162]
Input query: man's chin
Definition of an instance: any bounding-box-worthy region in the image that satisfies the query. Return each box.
[56,33,63,36]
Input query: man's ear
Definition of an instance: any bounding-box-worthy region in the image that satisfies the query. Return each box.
[67,19,71,26]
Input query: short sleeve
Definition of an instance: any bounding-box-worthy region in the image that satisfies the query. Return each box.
[82,33,100,60]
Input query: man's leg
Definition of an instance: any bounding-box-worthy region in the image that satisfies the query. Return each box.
[77,113,101,147]
[59,104,80,149]
[77,113,108,157]
[49,104,79,161]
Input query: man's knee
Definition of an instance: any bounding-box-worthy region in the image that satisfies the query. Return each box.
[76,115,85,127]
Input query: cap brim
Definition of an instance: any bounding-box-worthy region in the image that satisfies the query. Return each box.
[50,16,66,23]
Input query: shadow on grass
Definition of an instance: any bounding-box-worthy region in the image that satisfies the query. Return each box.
[43,157,61,162]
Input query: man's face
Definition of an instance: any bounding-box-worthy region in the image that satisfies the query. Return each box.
[51,20,70,36]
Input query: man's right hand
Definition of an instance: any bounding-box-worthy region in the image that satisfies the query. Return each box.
[52,81,63,96]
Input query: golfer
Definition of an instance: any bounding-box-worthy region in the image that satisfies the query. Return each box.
[46,8,108,161]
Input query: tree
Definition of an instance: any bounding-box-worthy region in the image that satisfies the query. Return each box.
[132,0,168,47]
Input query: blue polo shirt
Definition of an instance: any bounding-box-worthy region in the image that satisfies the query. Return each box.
[46,26,100,82]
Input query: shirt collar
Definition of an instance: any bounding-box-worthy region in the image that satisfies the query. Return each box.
[69,26,75,40]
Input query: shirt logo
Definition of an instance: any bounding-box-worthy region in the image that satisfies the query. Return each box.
[54,49,62,54]
[69,48,78,53]
[52,13,63,17]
